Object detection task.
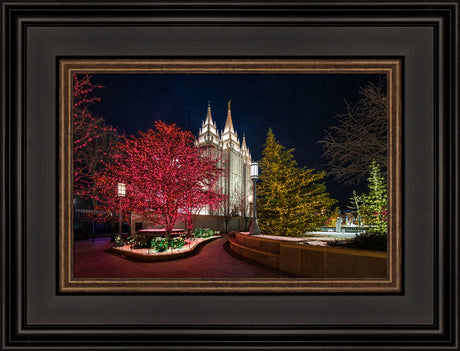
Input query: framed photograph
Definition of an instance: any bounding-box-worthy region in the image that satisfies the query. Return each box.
[60,59,401,293]
[2,1,458,350]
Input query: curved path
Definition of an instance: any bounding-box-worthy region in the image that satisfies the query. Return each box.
[74,234,290,278]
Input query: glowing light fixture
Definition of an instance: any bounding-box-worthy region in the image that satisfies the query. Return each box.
[251,162,259,179]
[117,182,126,241]
[249,162,260,235]
[117,182,126,197]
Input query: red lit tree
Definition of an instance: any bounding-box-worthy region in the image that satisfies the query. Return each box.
[94,121,225,237]
[180,148,225,235]
[73,74,119,201]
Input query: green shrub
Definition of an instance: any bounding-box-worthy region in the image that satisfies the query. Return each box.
[114,235,129,247]
[129,234,151,249]
[170,237,185,249]
[204,228,214,237]
[329,232,387,251]
[192,228,203,238]
[151,237,169,252]
[193,228,214,238]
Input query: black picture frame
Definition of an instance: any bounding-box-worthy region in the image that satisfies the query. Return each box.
[1,1,458,350]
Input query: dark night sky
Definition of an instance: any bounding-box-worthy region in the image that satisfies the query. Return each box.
[88,73,385,208]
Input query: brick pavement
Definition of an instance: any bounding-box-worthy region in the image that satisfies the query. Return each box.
[74,234,290,278]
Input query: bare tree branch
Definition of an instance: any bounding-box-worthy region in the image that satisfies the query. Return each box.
[319,81,388,184]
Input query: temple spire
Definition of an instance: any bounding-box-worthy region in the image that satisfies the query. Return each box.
[224,100,235,134]
[241,133,247,150]
[205,101,213,125]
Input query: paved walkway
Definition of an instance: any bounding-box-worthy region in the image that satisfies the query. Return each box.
[74,234,291,278]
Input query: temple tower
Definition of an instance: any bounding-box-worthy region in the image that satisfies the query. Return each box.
[195,101,252,222]
[196,101,220,149]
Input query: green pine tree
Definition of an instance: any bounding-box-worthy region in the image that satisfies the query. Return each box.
[361,161,387,233]
[257,129,336,237]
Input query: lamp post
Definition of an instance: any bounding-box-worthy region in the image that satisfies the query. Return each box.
[249,162,261,235]
[117,182,126,240]
[247,194,253,231]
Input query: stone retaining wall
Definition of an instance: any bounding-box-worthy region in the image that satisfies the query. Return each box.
[229,232,387,278]
[229,238,279,269]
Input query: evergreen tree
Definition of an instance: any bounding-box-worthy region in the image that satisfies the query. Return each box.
[361,161,387,233]
[257,129,336,237]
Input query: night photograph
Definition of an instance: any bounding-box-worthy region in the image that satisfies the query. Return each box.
[72,71,388,280]
[5,2,458,349]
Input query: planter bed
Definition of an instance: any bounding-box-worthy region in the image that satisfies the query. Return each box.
[109,236,220,262]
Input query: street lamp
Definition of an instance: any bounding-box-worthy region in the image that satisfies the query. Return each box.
[247,194,253,231]
[117,182,126,240]
[249,162,261,235]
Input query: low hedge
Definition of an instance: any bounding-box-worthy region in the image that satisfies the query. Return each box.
[116,230,216,252]
[328,232,387,252]
[193,227,215,238]
[129,234,151,248]
[151,237,169,252]
[114,234,130,247]
[170,237,185,249]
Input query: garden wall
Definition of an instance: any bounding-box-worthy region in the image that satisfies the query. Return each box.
[228,238,279,269]
[229,233,387,278]
[130,213,248,234]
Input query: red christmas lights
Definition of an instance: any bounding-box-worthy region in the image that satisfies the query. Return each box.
[73,74,119,200]
[94,121,226,236]
[73,74,225,235]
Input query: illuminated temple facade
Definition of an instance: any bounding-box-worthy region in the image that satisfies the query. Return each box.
[195,102,252,219]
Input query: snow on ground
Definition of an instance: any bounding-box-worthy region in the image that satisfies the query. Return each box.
[304,231,357,238]
[238,231,354,247]
[303,232,357,247]
[238,232,306,242]
[255,234,306,242]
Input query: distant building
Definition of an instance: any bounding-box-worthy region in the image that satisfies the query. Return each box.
[195,102,252,221]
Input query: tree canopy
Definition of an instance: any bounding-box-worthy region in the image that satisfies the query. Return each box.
[257,129,336,236]
[94,121,225,236]
[73,74,119,201]
[361,161,387,234]
[319,81,387,184]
